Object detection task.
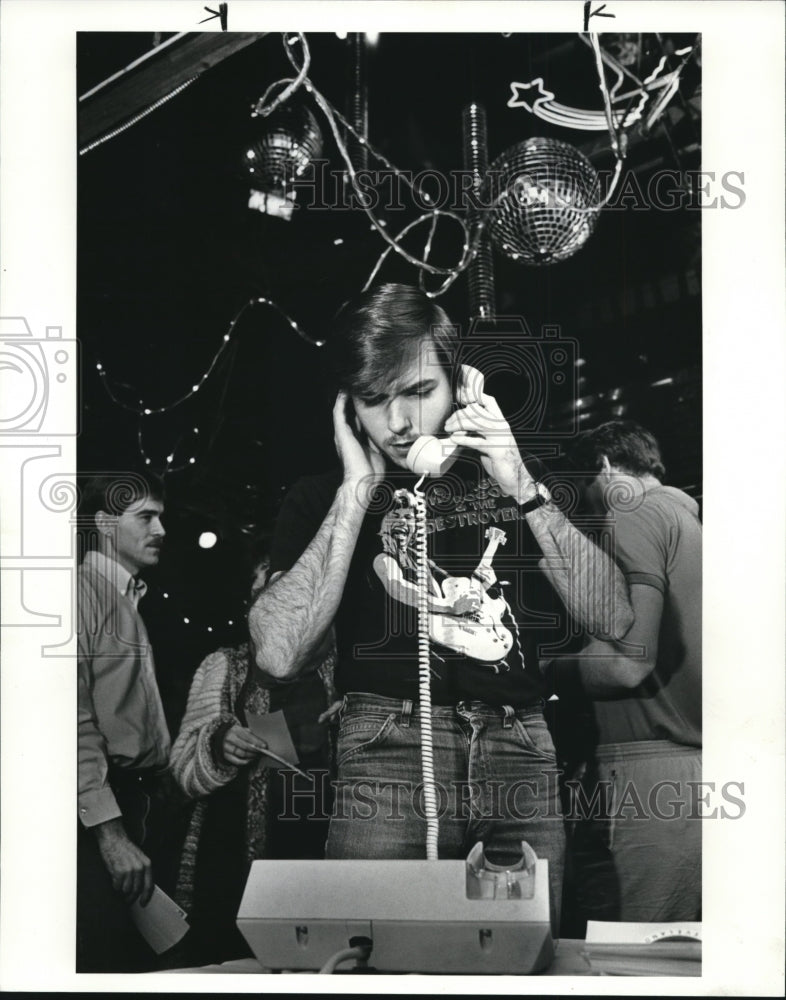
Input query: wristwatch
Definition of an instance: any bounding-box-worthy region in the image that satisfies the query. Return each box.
[518,480,552,514]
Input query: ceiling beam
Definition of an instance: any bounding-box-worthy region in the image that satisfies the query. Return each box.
[79,32,264,148]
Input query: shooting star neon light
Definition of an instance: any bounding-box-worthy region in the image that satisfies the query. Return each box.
[508,45,692,132]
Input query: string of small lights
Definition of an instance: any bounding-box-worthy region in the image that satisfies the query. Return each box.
[80,31,476,295]
[589,32,625,158]
[90,29,479,467]
[94,295,321,417]
[136,420,202,474]
[158,586,240,635]
[260,33,477,295]
[361,209,475,297]
[93,295,322,474]
[253,33,312,119]
[79,76,199,156]
[90,30,672,474]
[316,90,476,296]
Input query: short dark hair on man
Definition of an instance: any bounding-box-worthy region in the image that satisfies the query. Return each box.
[79,468,166,521]
[324,283,458,397]
[566,420,666,480]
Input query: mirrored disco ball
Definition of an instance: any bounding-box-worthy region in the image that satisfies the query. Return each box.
[483,138,602,265]
[242,102,323,219]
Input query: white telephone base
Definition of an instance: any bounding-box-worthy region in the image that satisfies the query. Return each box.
[237,856,553,974]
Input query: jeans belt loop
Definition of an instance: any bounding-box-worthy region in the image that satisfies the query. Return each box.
[502,704,516,729]
[401,699,413,728]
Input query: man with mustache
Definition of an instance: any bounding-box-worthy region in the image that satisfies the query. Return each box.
[76,470,171,971]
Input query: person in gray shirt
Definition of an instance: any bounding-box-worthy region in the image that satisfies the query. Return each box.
[546,420,701,924]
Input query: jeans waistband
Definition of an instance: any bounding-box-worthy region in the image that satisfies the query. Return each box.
[595,739,702,762]
[341,691,544,726]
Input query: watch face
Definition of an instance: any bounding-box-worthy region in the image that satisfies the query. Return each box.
[537,482,552,503]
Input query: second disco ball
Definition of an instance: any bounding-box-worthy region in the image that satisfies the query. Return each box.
[483,137,602,265]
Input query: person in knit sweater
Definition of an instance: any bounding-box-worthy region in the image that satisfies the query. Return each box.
[170,555,336,964]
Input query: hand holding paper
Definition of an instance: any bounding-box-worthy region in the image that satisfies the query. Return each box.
[245,710,309,779]
[221,723,268,767]
[130,886,189,955]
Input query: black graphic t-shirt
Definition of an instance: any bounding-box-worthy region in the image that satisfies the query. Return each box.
[269,455,557,707]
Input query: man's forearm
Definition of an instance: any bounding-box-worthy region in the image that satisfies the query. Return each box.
[521,493,633,640]
[249,480,367,679]
[546,635,649,699]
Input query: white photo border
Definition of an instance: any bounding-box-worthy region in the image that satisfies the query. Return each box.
[0,0,783,994]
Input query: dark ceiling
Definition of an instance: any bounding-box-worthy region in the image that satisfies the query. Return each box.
[77,31,702,687]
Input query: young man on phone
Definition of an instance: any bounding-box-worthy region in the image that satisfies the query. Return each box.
[249,284,634,930]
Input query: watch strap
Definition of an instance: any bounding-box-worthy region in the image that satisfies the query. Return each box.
[518,481,551,514]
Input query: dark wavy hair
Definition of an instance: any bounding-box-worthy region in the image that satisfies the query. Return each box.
[79,468,166,520]
[324,283,459,398]
[566,420,666,480]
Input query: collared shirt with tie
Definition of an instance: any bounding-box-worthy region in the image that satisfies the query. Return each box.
[77,550,171,828]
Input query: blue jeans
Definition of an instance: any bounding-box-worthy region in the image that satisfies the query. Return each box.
[326,693,566,932]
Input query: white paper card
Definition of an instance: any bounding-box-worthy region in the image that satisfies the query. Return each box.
[129,885,189,955]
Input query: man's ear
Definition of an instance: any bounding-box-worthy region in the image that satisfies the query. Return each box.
[94,509,115,538]
[600,455,613,476]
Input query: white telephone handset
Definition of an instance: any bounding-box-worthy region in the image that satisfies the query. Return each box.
[405,435,463,477]
[405,365,486,476]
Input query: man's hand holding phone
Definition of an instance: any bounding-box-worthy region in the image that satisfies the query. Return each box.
[444,364,534,500]
[334,390,385,491]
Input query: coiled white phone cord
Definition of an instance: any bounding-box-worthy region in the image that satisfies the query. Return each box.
[413,473,439,860]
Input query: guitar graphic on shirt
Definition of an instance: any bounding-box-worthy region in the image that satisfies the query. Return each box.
[430,527,513,662]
